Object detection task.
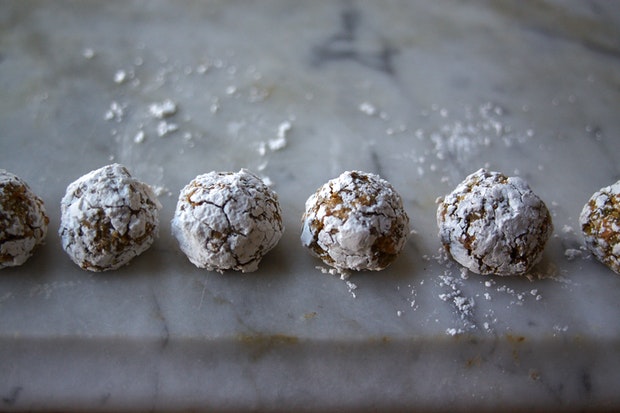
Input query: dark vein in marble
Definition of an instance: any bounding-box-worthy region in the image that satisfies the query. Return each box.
[586,126,620,178]
[311,3,397,74]
[489,0,620,60]
[369,149,384,177]
[151,290,170,349]
[1,386,22,406]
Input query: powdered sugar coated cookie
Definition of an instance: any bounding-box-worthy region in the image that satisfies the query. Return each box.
[580,180,620,274]
[171,169,284,273]
[59,164,161,271]
[301,170,410,272]
[0,170,49,269]
[437,168,552,276]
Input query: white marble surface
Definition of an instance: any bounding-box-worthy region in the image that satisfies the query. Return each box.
[1,0,620,411]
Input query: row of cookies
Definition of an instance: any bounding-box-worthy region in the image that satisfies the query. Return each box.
[1,165,618,275]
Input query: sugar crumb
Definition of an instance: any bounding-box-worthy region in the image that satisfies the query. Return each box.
[82,48,95,59]
[149,99,178,119]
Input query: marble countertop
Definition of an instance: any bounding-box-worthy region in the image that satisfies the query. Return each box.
[1,0,620,411]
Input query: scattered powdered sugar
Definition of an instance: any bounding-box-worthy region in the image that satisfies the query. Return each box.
[315,265,357,297]
[438,273,476,333]
[396,102,532,182]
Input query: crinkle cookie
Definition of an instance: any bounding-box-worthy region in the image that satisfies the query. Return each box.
[59,164,161,272]
[580,180,620,274]
[0,170,49,269]
[301,170,410,272]
[437,168,552,276]
[171,169,284,273]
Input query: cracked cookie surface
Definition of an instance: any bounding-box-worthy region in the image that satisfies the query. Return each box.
[437,168,552,276]
[0,170,49,269]
[301,170,409,272]
[580,180,620,274]
[59,164,161,272]
[171,169,284,273]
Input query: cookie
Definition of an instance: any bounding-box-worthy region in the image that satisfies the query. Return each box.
[59,164,161,271]
[0,170,49,269]
[437,168,552,276]
[171,169,284,273]
[301,170,409,271]
[580,180,620,274]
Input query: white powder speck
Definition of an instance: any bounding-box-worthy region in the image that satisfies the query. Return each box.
[114,70,128,84]
[257,142,267,156]
[149,99,178,119]
[82,48,95,59]
[315,265,339,276]
[359,102,377,116]
[104,101,125,122]
[446,328,463,336]
[210,101,220,114]
[562,225,574,234]
[268,121,291,151]
[133,130,146,144]
[397,310,403,317]
[564,248,583,261]
[157,121,178,137]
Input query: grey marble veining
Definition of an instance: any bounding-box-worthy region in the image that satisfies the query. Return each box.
[1,0,620,411]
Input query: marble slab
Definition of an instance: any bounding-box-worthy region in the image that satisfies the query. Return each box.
[1,0,620,411]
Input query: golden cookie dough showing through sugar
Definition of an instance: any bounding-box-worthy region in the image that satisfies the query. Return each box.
[171,169,284,273]
[580,180,620,274]
[437,168,553,276]
[59,164,162,272]
[301,170,410,272]
[0,170,49,269]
